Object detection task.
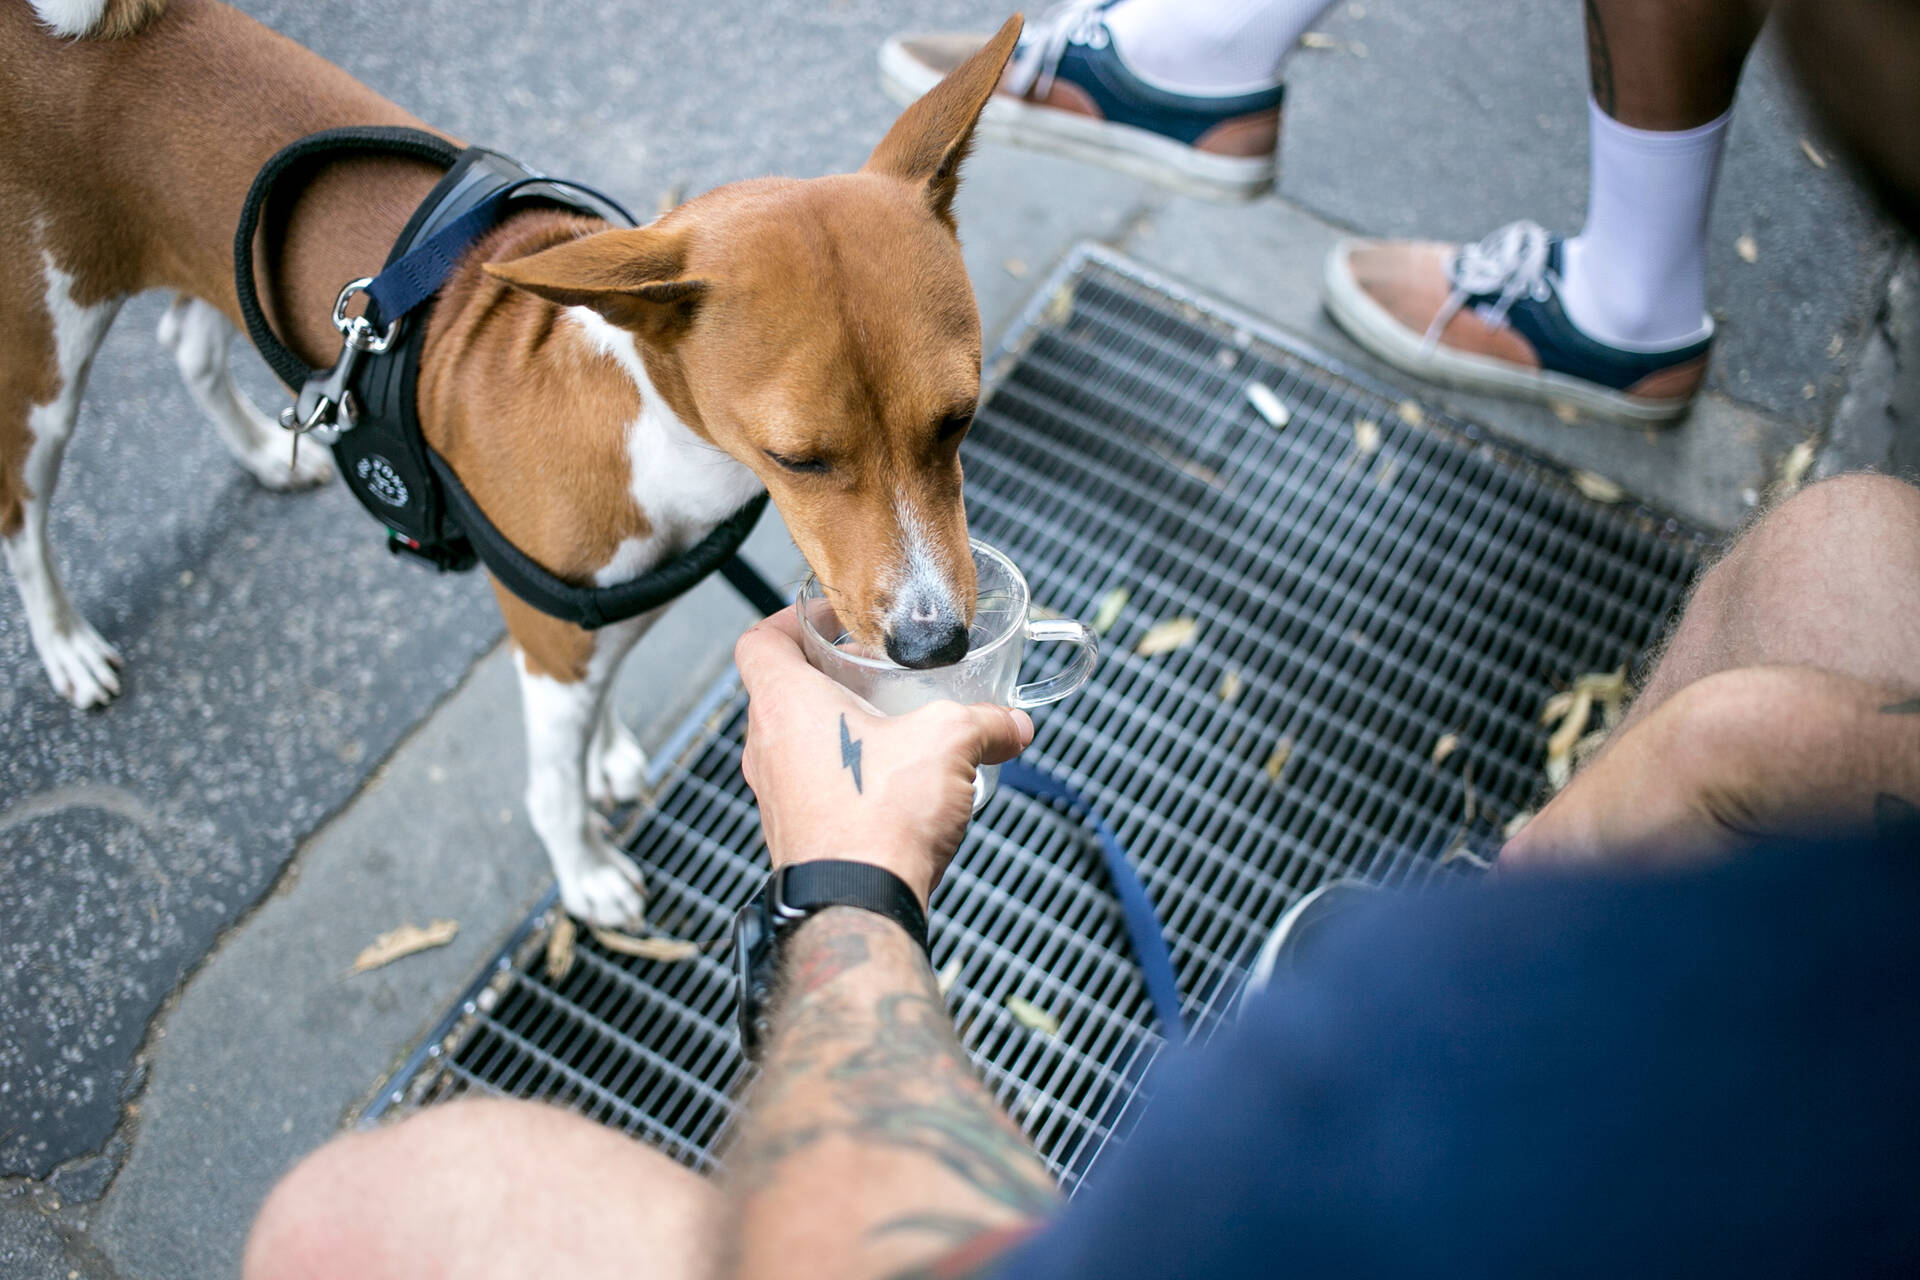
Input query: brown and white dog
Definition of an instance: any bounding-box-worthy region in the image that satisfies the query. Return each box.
[1,0,1021,926]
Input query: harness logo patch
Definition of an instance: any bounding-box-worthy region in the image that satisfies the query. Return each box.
[355,456,410,509]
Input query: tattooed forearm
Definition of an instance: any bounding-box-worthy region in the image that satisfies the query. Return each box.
[727,909,1058,1277]
[840,713,865,794]
[1584,0,1616,117]
[1880,698,1920,715]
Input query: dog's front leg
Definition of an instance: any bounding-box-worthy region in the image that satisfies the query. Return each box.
[506,597,661,929]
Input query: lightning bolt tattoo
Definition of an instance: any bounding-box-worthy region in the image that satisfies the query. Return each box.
[839,713,864,794]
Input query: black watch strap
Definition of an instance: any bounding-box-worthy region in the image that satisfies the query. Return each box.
[773,861,929,956]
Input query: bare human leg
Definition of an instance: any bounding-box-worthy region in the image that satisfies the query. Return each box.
[243,1098,719,1280]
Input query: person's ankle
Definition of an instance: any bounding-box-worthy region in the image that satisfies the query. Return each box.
[1557,236,1713,351]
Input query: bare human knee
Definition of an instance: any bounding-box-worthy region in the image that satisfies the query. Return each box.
[1643,473,1920,714]
[245,1097,718,1280]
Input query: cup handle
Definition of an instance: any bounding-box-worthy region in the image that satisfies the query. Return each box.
[1012,618,1099,709]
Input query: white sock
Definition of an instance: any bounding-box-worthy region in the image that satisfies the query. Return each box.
[1101,0,1336,95]
[1557,99,1729,350]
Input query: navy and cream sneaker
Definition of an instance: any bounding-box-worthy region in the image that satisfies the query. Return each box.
[1324,221,1715,423]
[879,0,1284,201]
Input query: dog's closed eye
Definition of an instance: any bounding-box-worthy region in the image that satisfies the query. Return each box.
[935,410,974,443]
[765,449,831,475]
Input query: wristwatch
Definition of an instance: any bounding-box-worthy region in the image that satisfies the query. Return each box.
[733,860,930,1061]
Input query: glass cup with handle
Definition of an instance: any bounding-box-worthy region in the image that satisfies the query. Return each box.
[796,540,1099,813]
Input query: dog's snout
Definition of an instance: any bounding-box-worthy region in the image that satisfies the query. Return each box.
[885,613,969,669]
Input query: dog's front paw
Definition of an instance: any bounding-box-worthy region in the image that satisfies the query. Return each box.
[557,842,650,929]
[242,440,335,491]
[39,619,124,709]
[587,715,651,809]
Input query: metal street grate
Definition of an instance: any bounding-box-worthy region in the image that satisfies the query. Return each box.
[363,244,1712,1189]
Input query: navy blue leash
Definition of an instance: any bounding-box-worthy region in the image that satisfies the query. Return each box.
[720,559,1188,1041]
[998,760,1187,1039]
[362,178,638,328]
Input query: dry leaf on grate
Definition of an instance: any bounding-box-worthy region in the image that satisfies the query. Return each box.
[1396,399,1425,428]
[937,958,963,997]
[1006,995,1060,1035]
[591,928,700,963]
[545,913,578,982]
[1218,668,1245,703]
[1353,419,1382,456]
[1503,810,1535,840]
[1736,234,1759,264]
[1246,381,1291,428]
[1042,282,1076,327]
[1264,736,1295,782]
[1799,138,1827,169]
[351,919,458,974]
[1136,616,1199,656]
[1431,732,1460,765]
[1090,586,1131,634]
[1572,470,1625,503]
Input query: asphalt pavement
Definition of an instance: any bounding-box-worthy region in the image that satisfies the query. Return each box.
[2,1,1912,1276]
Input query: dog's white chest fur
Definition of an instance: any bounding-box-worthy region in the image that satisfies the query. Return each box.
[564,306,761,588]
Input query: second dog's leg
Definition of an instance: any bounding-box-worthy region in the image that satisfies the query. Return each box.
[156,295,334,490]
[512,604,661,928]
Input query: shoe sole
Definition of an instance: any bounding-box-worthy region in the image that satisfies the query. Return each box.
[1321,239,1695,426]
[880,38,1275,203]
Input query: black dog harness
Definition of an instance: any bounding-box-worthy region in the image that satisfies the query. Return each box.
[234,126,783,627]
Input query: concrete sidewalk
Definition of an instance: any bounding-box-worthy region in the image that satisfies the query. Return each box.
[3,1,1912,1276]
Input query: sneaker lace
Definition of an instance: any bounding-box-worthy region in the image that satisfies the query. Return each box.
[1422,220,1554,351]
[1004,0,1111,100]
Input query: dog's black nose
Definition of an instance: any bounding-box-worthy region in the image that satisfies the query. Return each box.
[885,616,970,669]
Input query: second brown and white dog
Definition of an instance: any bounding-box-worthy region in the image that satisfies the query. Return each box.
[1,0,1022,926]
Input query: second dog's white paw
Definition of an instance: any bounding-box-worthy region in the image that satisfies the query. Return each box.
[587,716,650,809]
[556,841,650,930]
[39,618,123,709]
[241,440,335,491]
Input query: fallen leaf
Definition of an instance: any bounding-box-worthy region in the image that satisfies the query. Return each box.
[545,913,577,982]
[1003,257,1029,278]
[1736,234,1759,264]
[1551,401,1579,425]
[1461,760,1478,825]
[1571,470,1625,503]
[1264,736,1295,782]
[1042,282,1075,327]
[1374,457,1401,490]
[1006,995,1059,1035]
[590,927,700,963]
[937,957,962,997]
[1090,586,1131,635]
[1546,688,1594,764]
[1246,380,1290,428]
[351,919,458,974]
[1300,30,1338,47]
[1799,138,1828,169]
[1431,732,1460,765]
[1395,399,1425,428]
[1802,383,1817,400]
[1353,419,1381,456]
[1503,810,1534,840]
[1217,668,1244,703]
[1777,438,1816,491]
[1545,753,1572,791]
[1136,616,1200,656]
[1439,842,1492,870]
[1828,334,1844,359]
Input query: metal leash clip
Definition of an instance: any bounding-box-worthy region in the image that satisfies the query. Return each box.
[278,278,400,466]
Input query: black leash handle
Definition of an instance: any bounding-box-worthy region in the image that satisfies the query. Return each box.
[233,126,461,389]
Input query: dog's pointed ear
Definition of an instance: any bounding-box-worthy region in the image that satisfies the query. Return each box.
[863,14,1023,230]
[484,227,708,332]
